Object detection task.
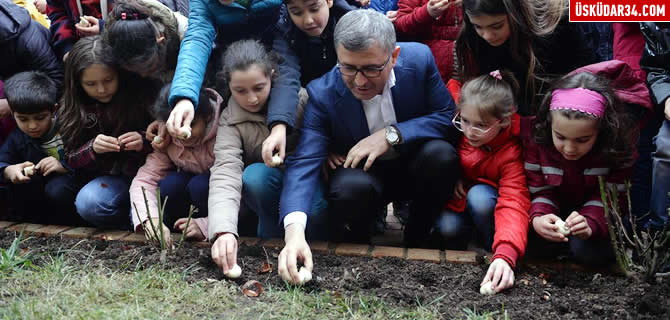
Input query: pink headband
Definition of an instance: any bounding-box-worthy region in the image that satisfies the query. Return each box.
[550,88,606,118]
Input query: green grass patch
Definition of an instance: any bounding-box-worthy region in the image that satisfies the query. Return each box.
[0,251,445,319]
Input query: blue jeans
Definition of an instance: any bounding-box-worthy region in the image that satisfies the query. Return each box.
[527,229,615,266]
[242,163,328,240]
[650,120,670,229]
[157,171,209,229]
[438,184,498,249]
[75,175,132,229]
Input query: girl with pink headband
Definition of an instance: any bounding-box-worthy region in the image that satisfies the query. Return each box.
[522,71,636,265]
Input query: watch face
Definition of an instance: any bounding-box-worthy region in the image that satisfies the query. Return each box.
[387,131,398,144]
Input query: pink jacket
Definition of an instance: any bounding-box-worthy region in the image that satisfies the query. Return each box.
[129,89,223,236]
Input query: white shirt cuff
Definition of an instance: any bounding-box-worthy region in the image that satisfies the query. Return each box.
[283,211,307,230]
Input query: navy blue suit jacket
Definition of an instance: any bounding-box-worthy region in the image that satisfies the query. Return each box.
[279,42,457,222]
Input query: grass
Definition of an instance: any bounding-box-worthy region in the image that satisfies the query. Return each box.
[0,247,446,319]
[0,235,507,319]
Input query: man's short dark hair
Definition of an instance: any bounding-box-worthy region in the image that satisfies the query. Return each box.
[3,71,59,114]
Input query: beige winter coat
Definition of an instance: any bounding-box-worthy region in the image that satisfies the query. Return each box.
[207,89,308,240]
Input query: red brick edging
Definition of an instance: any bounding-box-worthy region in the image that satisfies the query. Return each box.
[0,221,479,264]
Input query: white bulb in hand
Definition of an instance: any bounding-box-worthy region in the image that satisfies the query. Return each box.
[152,136,163,144]
[23,165,35,177]
[270,154,282,167]
[555,219,571,236]
[78,16,90,27]
[224,264,242,278]
[177,127,191,140]
[479,281,496,295]
[298,267,312,285]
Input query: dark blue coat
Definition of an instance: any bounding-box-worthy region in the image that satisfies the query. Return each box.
[0,0,63,87]
[279,42,457,222]
[0,127,70,184]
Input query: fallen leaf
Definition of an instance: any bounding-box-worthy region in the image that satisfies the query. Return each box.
[242,280,263,297]
[259,262,272,274]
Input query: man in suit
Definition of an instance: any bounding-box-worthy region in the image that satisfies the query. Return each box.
[277,9,460,284]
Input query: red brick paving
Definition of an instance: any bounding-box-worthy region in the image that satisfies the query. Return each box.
[407,248,441,263]
[334,243,370,257]
[371,245,405,258]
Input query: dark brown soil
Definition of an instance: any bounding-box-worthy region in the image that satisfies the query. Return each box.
[2,229,668,319]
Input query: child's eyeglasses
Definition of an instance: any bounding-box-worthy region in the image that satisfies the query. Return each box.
[452,112,501,137]
[336,55,391,78]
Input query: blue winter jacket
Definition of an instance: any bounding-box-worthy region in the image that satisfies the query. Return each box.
[169,0,284,123]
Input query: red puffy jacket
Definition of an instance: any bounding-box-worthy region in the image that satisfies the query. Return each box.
[446,114,530,268]
[394,0,462,84]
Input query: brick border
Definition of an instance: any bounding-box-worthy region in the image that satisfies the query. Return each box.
[1,220,619,273]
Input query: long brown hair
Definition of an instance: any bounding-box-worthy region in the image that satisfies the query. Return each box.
[58,36,157,151]
[456,0,566,108]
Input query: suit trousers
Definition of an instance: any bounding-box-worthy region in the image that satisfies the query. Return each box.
[327,139,460,246]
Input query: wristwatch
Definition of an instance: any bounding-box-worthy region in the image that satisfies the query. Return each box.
[385,125,401,146]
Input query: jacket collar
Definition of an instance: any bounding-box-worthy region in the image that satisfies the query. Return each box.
[221,95,267,126]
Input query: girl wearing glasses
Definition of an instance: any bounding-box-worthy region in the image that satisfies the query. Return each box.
[439,70,530,293]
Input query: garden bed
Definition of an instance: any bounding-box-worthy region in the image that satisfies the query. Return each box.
[0,229,668,319]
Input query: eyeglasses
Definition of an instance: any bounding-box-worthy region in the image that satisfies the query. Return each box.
[452,112,501,137]
[336,55,391,78]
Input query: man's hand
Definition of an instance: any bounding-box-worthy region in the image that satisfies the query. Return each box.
[92,134,121,153]
[343,128,389,171]
[142,218,172,247]
[427,0,452,19]
[482,258,515,293]
[262,124,287,166]
[166,99,195,137]
[532,214,568,242]
[386,10,398,23]
[211,233,238,274]
[146,120,170,151]
[0,99,11,118]
[278,224,313,284]
[36,156,67,176]
[565,211,592,240]
[3,162,34,184]
[75,16,101,37]
[118,131,144,152]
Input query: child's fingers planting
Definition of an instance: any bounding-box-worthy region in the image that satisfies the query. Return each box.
[278,248,290,282]
[211,237,227,272]
[225,237,238,272]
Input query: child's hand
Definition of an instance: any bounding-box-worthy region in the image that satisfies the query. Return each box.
[211,233,238,274]
[427,0,452,19]
[565,211,592,240]
[327,153,346,169]
[166,99,195,138]
[386,10,398,23]
[142,218,172,247]
[174,218,205,241]
[3,162,34,184]
[482,258,515,293]
[75,16,101,37]
[118,131,144,152]
[453,179,466,199]
[36,157,67,176]
[33,0,47,14]
[93,134,121,153]
[664,98,670,121]
[262,124,287,167]
[532,214,568,242]
[146,120,170,151]
[357,0,370,7]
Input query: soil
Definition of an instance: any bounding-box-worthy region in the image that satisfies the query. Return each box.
[2,230,669,319]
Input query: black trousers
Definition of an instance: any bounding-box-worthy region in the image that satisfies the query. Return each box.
[327,139,460,246]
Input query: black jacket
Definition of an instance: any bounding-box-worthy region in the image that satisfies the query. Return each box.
[0,0,63,88]
[0,126,70,184]
[640,22,670,110]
